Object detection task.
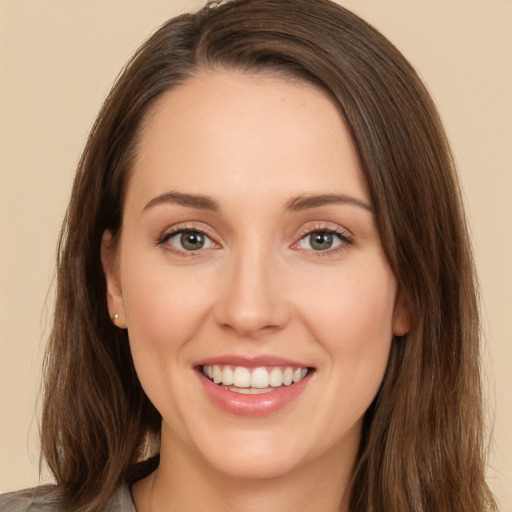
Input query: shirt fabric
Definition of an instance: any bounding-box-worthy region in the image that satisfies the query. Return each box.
[0,455,159,511]
[0,483,136,512]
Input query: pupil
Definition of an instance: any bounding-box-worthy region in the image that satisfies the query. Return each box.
[181,231,204,250]
[311,232,332,250]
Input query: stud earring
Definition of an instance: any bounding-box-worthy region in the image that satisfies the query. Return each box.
[112,313,119,321]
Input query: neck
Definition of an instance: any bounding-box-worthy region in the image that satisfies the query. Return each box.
[133,428,357,512]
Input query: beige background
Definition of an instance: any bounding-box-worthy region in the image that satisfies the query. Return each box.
[1,0,510,509]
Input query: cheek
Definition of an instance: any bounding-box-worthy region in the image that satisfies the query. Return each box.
[118,255,217,420]
[298,261,396,392]
[122,268,212,349]
[302,266,396,339]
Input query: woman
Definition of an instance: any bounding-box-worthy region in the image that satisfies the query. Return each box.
[0,0,497,510]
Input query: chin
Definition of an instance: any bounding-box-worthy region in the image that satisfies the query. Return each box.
[185,420,344,482]
[205,447,309,481]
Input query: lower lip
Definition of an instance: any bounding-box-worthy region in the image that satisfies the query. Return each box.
[197,369,313,417]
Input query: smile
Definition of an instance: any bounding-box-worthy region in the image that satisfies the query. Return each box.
[202,365,309,394]
[196,358,314,417]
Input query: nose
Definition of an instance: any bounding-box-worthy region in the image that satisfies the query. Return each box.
[213,245,291,339]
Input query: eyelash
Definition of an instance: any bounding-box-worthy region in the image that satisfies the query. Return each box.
[155,224,217,257]
[293,224,353,255]
[155,223,353,257]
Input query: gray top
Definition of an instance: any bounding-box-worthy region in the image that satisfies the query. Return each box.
[0,483,136,512]
[0,456,159,511]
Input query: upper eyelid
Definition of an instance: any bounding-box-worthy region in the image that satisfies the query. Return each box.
[157,228,218,256]
[292,223,354,251]
[295,222,353,238]
[160,222,217,238]
[156,221,353,246]
[155,223,220,250]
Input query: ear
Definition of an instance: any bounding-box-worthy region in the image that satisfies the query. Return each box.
[392,287,410,337]
[101,230,127,328]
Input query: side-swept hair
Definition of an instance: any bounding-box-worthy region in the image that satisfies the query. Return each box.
[41,0,496,510]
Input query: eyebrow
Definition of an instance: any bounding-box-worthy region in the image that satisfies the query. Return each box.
[284,193,373,212]
[143,191,220,212]
[142,191,372,214]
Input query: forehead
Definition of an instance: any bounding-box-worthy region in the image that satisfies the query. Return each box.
[127,69,368,211]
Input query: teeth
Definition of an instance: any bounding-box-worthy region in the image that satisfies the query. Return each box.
[213,366,223,384]
[202,364,309,389]
[225,386,275,394]
[233,366,251,388]
[222,366,234,386]
[269,367,283,387]
[283,367,293,386]
[251,367,270,388]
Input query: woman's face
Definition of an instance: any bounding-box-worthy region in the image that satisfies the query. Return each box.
[103,70,407,480]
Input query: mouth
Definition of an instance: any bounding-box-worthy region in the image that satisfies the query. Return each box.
[200,364,311,394]
[194,356,315,416]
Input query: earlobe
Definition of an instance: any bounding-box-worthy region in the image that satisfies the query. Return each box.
[101,230,127,328]
[392,288,410,337]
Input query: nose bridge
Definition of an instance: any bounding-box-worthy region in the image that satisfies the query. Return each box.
[215,238,289,337]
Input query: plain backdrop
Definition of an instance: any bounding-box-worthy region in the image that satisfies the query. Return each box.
[1,0,511,509]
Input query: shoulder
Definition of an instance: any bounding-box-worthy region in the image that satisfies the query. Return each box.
[0,483,136,512]
[105,484,136,511]
[0,486,61,511]
[0,457,156,511]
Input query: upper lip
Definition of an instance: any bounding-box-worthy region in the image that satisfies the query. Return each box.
[193,354,312,369]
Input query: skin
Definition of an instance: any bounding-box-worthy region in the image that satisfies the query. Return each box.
[102,70,408,512]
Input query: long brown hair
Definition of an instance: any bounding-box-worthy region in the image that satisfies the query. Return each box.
[41,0,496,510]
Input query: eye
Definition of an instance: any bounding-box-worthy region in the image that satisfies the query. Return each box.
[161,229,215,252]
[296,229,349,252]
